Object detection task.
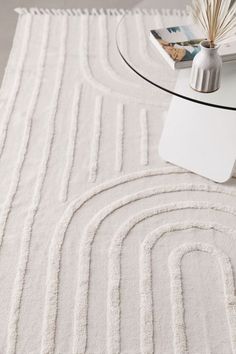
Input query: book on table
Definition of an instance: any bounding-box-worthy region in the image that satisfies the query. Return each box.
[150,25,236,70]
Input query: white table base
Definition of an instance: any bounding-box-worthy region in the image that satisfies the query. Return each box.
[159,95,236,183]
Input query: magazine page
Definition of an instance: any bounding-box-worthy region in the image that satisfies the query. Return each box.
[151,25,204,63]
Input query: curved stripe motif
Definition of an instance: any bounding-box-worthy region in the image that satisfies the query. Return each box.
[98,13,140,89]
[141,223,236,354]
[41,166,235,354]
[75,188,236,354]
[74,190,235,353]
[168,240,236,354]
[135,12,159,68]
[79,13,162,106]
[79,14,112,95]
[43,167,188,353]
[107,203,236,354]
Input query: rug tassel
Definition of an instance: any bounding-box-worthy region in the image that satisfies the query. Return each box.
[14,8,28,15]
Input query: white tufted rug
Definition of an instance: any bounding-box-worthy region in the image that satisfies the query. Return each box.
[0,7,236,354]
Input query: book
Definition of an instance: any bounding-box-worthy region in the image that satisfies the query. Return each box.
[150,25,236,70]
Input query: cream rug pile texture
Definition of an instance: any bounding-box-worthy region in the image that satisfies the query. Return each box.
[0,7,236,354]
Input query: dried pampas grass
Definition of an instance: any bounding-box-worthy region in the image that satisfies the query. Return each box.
[189,0,236,47]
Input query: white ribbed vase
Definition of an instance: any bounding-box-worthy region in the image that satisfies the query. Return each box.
[190,41,222,93]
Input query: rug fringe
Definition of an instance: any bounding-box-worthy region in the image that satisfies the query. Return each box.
[14,7,189,16]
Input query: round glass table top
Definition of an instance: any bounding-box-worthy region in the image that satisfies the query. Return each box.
[116,12,236,111]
